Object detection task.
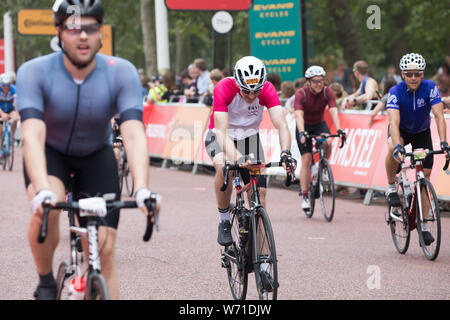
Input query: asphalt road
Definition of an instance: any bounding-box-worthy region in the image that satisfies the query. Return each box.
[1,148,449,300]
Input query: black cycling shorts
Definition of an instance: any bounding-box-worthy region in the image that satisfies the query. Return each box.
[295,121,331,155]
[388,126,434,169]
[23,144,121,229]
[205,130,267,188]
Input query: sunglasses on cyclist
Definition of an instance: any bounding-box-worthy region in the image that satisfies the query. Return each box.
[63,23,102,36]
[310,79,324,84]
[1,84,10,88]
[241,88,261,95]
[403,72,423,78]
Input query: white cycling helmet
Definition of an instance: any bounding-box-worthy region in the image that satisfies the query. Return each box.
[0,73,11,86]
[234,56,267,91]
[305,66,326,79]
[399,53,426,71]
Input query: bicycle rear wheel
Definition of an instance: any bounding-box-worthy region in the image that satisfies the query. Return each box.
[224,209,248,300]
[124,160,134,197]
[88,273,110,300]
[416,178,441,261]
[319,159,335,222]
[253,207,278,300]
[388,204,410,254]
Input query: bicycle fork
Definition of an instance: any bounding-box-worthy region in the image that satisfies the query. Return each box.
[70,222,101,273]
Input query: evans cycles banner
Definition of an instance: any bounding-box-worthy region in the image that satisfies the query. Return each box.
[249,0,303,81]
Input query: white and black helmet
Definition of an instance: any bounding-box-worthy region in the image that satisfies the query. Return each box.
[305,66,326,79]
[399,53,426,71]
[53,0,105,26]
[233,56,267,91]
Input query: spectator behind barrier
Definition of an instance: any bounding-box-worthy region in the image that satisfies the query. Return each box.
[368,76,398,127]
[294,77,307,90]
[330,82,348,111]
[280,81,296,112]
[432,56,450,98]
[341,60,380,111]
[332,60,353,94]
[380,64,402,92]
[186,64,200,101]
[194,58,211,96]
[148,75,168,103]
[203,68,225,106]
[267,72,282,93]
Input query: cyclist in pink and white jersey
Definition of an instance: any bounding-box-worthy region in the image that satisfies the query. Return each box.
[204,56,295,246]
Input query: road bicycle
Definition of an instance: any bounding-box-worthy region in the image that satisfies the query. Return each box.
[0,117,14,171]
[302,133,345,222]
[387,148,449,261]
[112,121,134,197]
[220,160,294,300]
[38,179,159,300]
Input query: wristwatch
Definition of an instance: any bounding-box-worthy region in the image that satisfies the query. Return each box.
[353,97,358,104]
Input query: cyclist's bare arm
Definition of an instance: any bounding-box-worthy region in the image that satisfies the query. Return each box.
[214,111,243,163]
[328,106,341,131]
[120,120,149,190]
[431,102,447,143]
[268,105,291,152]
[22,119,51,194]
[293,109,305,132]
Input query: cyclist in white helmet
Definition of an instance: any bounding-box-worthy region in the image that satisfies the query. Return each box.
[0,73,20,148]
[294,66,344,211]
[204,56,295,247]
[385,53,448,245]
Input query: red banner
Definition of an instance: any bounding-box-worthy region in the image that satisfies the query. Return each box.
[0,39,5,74]
[165,0,253,11]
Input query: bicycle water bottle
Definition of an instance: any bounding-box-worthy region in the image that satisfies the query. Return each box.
[68,276,87,300]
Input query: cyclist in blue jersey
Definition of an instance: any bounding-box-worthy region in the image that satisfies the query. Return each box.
[16,0,160,300]
[385,53,449,244]
[0,73,20,147]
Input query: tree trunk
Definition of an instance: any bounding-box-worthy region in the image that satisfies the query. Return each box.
[175,22,191,73]
[140,0,157,77]
[328,0,365,67]
[386,2,411,68]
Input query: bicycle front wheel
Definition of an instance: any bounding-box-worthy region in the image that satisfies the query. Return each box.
[56,261,71,300]
[253,207,278,300]
[88,273,110,300]
[416,178,441,261]
[224,209,248,300]
[319,159,335,222]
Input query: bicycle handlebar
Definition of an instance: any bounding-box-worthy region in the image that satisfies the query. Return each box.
[305,133,346,149]
[38,195,159,244]
[220,161,287,192]
[402,149,449,171]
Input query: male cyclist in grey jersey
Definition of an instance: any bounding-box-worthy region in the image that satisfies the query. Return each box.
[16,0,159,300]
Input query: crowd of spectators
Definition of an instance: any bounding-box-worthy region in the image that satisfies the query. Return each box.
[139,55,450,115]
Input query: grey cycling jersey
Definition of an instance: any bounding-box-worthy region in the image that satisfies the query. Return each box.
[16,52,143,156]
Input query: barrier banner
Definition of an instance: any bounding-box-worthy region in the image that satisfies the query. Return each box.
[161,106,211,163]
[143,103,178,157]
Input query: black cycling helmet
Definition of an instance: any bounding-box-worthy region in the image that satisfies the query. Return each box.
[53,0,104,26]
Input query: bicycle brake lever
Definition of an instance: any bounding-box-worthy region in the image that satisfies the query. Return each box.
[37,200,52,244]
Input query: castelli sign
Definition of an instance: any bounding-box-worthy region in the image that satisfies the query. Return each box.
[165,0,253,11]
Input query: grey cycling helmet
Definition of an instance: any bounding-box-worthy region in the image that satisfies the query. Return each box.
[305,66,326,79]
[399,53,426,71]
[234,56,267,91]
[0,74,12,86]
[53,0,104,26]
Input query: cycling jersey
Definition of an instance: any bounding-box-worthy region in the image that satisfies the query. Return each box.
[208,77,280,140]
[16,52,143,156]
[0,85,16,113]
[294,86,337,125]
[386,80,442,134]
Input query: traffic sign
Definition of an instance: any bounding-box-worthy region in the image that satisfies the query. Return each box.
[211,11,233,34]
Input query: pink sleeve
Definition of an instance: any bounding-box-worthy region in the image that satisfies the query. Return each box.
[213,78,238,112]
[259,81,280,109]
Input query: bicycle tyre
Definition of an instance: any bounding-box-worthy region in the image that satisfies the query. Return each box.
[7,131,14,171]
[416,178,441,261]
[388,205,410,254]
[225,209,248,300]
[124,160,134,197]
[253,207,278,300]
[319,159,335,222]
[1,133,6,171]
[56,261,71,300]
[88,273,110,300]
